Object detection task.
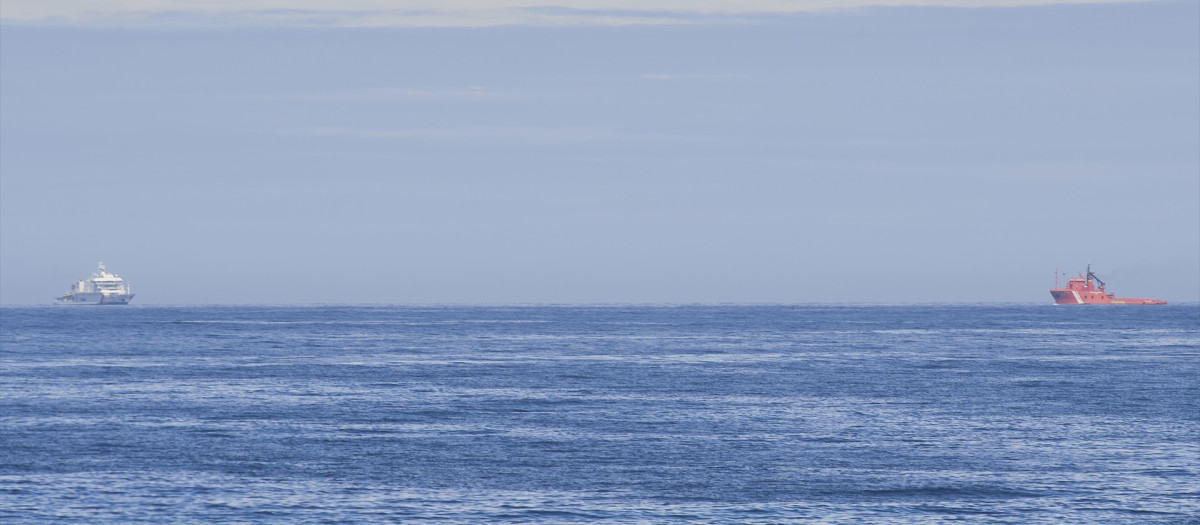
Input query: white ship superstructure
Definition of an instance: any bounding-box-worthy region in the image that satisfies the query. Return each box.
[56,262,135,305]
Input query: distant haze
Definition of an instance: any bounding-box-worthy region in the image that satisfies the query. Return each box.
[1,1,1197,304]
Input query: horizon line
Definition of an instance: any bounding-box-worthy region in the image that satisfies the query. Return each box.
[6,301,1196,308]
[0,0,1164,29]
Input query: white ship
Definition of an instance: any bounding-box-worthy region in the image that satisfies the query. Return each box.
[56,262,135,305]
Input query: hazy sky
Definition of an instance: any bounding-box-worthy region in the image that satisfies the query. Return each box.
[1,0,1197,304]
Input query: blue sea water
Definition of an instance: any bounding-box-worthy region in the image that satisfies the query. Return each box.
[1,304,1197,524]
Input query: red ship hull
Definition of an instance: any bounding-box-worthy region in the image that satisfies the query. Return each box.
[1050,266,1166,305]
[1050,290,1166,305]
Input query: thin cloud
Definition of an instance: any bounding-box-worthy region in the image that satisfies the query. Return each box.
[1,0,1161,27]
[285,87,516,101]
[298,126,706,143]
[640,73,750,81]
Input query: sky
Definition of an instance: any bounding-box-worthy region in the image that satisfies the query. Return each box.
[1,0,1197,305]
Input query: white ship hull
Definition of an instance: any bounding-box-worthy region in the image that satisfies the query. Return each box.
[56,292,135,305]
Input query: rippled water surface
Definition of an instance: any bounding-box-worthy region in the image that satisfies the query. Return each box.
[2,305,1198,523]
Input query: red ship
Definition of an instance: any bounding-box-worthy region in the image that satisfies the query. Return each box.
[1050,265,1166,305]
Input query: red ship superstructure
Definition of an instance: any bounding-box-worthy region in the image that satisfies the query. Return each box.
[1050,265,1165,305]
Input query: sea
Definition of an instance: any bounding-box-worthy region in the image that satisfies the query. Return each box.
[1,304,1197,524]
